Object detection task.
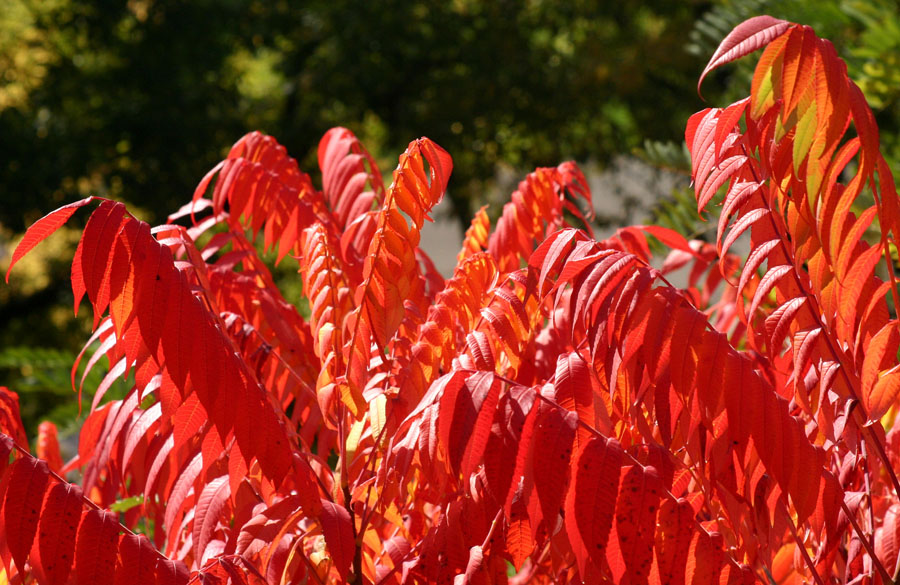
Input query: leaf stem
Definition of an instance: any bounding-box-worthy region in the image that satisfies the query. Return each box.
[739,144,900,500]
[781,503,826,585]
[840,497,894,584]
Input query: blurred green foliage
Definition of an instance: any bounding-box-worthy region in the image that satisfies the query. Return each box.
[0,0,711,233]
[3,0,900,437]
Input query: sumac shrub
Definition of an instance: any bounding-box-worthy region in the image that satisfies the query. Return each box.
[3,16,900,585]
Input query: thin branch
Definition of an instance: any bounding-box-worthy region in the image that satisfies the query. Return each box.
[6,436,174,563]
[781,503,826,585]
[840,497,894,584]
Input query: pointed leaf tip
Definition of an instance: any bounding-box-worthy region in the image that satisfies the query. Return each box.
[698,16,792,99]
[6,196,95,283]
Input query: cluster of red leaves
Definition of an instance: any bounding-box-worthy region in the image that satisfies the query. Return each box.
[2,15,900,585]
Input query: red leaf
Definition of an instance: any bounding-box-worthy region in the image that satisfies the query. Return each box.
[235,494,304,558]
[114,533,157,585]
[698,16,792,97]
[454,545,484,585]
[564,435,623,580]
[877,504,900,576]
[0,435,13,478]
[0,388,29,448]
[614,464,663,584]
[171,392,207,454]
[155,557,190,585]
[4,457,50,571]
[637,225,695,253]
[684,529,724,585]
[193,475,231,563]
[736,239,780,297]
[655,497,694,585]
[685,108,713,161]
[36,421,64,474]
[144,434,174,498]
[79,200,128,327]
[531,402,577,527]
[420,137,453,201]
[552,352,596,450]
[713,98,749,158]
[320,499,355,582]
[698,154,747,212]
[5,196,94,283]
[506,479,534,571]
[721,208,769,259]
[503,391,540,518]
[36,482,83,585]
[482,386,534,508]
[436,371,501,478]
[164,452,203,545]
[764,297,807,351]
[317,127,384,228]
[74,509,121,584]
[121,402,162,473]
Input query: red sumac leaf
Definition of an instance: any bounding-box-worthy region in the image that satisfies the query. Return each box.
[0,434,13,478]
[36,421,64,474]
[685,529,724,585]
[235,494,304,558]
[320,499,355,582]
[114,533,157,585]
[615,464,663,585]
[454,545,484,585]
[155,557,190,585]
[37,482,83,585]
[532,402,577,526]
[4,456,50,572]
[877,504,900,577]
[655,497,694,585]
[698,16,792,96]
[75,509,121,585]
[483,386,534,508]
[506,479,534,571]
[564,435,623,580]
[552,352,596,450]
[0,389,28,449]
[6,196,94,283]
[79,200,128,327]
[193,475,231,563]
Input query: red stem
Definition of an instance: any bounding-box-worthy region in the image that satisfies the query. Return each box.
[840,497,894,584]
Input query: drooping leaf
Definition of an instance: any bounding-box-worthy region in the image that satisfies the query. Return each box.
[74,509,121,585]
[5,196,95,283]
[531,400,577,528]
[564,434,623,579]
[193,475,231,563]
[4,457,50,572]
[114,533,157,585]
[698,16,792,97]
[36,482,83,585]
[320,499,355,582]
[613,464,663,584]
